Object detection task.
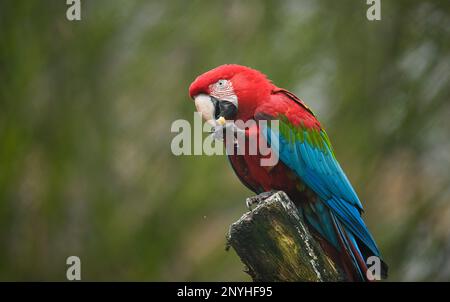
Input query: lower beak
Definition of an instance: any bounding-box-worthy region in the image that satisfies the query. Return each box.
[209,96,238,120]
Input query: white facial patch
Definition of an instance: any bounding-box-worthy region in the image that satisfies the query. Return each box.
[210,80,238,108]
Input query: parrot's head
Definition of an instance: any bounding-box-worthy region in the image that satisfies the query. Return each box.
[189,64,274,125]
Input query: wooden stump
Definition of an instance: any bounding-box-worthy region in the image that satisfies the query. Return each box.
[226,191,347,282]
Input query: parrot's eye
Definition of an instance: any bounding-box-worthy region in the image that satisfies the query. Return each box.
[209,79,235,105]
[216,79,228,89]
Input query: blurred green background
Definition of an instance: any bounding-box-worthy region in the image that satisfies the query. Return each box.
[1,0,449,281]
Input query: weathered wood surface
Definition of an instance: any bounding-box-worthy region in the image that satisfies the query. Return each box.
[226,191,347,282]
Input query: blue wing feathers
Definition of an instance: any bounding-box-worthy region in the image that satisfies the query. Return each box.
[263,123,381,259]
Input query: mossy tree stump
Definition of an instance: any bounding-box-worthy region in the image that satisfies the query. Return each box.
[226,191,347,282]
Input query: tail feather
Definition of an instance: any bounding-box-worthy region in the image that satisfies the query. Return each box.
[300,200,388,281]
[338,219,388,281]
[331,213,367,281]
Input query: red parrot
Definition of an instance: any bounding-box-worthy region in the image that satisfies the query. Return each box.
[189,64,387,281]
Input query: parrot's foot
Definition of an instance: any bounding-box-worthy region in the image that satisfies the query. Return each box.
[246,190,278,210]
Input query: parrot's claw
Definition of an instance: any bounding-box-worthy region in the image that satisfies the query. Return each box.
[246,190,277,210]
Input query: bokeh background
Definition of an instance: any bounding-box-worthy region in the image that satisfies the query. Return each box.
[1,0,450,281]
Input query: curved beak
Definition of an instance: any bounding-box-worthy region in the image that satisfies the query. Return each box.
[194,94,237,125]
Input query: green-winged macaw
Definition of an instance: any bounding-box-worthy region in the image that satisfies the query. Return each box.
[189,64,387,281]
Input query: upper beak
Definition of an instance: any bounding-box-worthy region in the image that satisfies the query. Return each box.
[194,94,237,125]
